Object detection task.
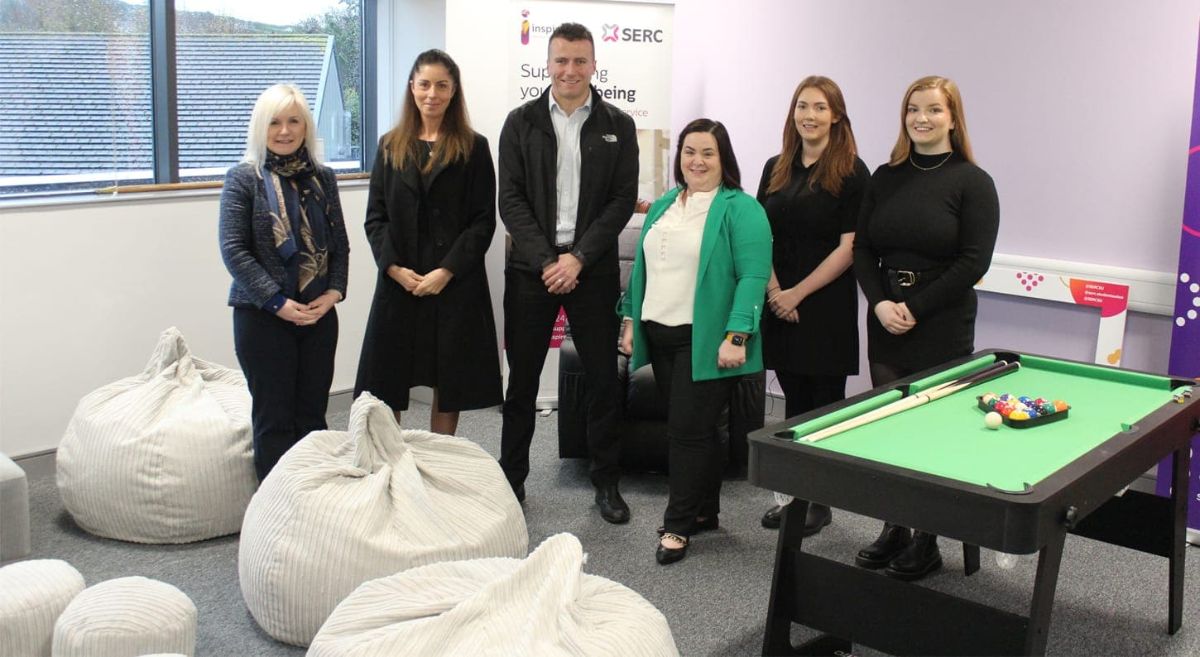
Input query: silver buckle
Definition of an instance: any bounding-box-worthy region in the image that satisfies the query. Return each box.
[896,270,918,287]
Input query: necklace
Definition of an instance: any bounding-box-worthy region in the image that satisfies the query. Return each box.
[909,152,953,171]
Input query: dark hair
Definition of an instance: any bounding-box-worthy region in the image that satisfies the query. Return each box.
[549,22,594,55]
[673,118,742,191]
[766,76,858,197]
[381,49,473,172]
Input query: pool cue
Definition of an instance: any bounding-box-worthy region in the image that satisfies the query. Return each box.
[798,360,1021,443]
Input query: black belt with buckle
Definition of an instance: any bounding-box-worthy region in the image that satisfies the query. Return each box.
[886,267,942,287]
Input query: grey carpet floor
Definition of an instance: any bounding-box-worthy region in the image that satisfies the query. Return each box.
[21,399,1200,656]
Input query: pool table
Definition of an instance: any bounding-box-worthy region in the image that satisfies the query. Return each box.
[748,349,1198,656]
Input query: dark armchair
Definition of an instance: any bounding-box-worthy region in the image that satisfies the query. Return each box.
[556,219,766,474]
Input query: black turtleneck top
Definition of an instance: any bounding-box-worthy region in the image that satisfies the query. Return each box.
[852,150,1000,370]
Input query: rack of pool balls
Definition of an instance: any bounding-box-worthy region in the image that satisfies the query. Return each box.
[977,393,1070,429]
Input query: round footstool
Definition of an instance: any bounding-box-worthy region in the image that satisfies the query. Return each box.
[52,576,196,657]
[0,559,85,657]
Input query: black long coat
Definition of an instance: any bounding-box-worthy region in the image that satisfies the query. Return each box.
[354,133,502,412]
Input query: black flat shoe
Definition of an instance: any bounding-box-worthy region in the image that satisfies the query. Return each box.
[885,531,943,581]
[657,515,718,536]
[803,503,833,537]
[595,483,630,524]
[656,532,689,565]
[855,523,912,569]
[761,505,782,529]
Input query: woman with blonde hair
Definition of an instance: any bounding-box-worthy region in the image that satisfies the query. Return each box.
[757,76,869,535]
[851,75,999,581]
[219,82,350,480]
[354,49,501,434]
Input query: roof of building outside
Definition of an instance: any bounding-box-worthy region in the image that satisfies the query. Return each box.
[0,32,333,176]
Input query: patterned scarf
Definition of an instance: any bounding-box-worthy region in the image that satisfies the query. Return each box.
[263,145,330,297]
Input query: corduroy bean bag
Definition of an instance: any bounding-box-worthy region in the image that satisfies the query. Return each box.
[0,560,85,657]
[52,576,196,657]
[56,327,256,544]
[0,453,30,562]
[309,533,680,657]
[238,392,527,646]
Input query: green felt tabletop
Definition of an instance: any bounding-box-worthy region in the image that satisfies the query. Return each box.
[789,356,1182,492]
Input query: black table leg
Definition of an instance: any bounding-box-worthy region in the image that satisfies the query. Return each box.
[1023,530,1067,656]
[1168,445,1188,634]
[763,499,805,655]
[963,543,981,576]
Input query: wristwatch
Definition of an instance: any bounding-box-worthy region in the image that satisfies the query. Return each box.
[726,333,746,347]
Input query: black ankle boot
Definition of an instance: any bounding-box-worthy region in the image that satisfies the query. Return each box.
[855,523,912,569]
[884,531,943,581]
[803,503,832,537]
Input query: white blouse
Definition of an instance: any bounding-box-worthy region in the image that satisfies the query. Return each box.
[640,189,715,327]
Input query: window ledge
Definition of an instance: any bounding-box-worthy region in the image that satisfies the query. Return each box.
[0,176,370,212]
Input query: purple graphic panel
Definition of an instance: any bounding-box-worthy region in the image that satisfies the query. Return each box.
[1158,24,1200,539]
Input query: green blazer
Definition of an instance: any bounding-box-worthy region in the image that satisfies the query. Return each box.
[618,185,772,381]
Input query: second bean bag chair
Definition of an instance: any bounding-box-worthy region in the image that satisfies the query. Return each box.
[238,392,527,646]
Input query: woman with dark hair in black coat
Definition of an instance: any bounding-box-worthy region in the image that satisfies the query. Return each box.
[355,49,502,433]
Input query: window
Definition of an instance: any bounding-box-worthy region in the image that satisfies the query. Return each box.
[0,0,153,197]
[0,0,371,199]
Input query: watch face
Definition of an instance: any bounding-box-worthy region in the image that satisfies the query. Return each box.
[730,335,745,346]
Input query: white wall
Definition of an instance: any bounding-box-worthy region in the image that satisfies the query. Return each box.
[4,0,1198,456]
[0,185,374,457]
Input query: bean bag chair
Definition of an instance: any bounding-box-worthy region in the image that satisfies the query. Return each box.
[0,560,85,657]
[0,452,30,561]
[309,533,679,657]
[52,576,196,657]
[239,392,527,646]
[56,327,256,544]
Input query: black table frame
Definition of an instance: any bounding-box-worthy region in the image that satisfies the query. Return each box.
[749,350,1197,656]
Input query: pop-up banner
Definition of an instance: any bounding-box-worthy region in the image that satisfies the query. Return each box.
[1161,25,1200,545]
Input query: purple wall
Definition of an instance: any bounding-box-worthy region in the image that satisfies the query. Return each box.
[669,0,1198,384]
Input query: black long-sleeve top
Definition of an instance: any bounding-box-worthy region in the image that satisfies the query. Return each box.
[853,150,999,369]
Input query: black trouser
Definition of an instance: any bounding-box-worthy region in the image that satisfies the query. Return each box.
[500,267,620,489]
[774,370,847,419]
[233,307,338,481]
[644,321,735,536]
[869,361,916,388]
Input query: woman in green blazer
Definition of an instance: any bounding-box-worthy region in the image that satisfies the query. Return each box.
[618,118,772,564]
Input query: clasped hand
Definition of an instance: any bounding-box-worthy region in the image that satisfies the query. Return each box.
[874,300,916,335]
[768,287,803,323]
[276,290,340,326]
[542,253,582,295]
[389,266,454,296]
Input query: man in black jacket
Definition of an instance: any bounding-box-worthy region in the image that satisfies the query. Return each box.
[498,22,638,523]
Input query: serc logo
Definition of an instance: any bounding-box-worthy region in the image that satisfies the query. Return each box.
[599,24,664,44]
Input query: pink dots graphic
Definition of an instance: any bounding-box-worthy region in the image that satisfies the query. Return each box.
[1015,271,1043,292]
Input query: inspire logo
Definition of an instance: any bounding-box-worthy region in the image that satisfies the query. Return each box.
[521,9,530,45]
[601,23,619,42]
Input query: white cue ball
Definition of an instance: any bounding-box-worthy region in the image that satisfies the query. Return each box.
[985,412,1003,430]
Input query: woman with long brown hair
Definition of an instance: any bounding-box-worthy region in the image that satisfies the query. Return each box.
[851,75,999,581]
[757,76,870,535]
[355,49,501,433]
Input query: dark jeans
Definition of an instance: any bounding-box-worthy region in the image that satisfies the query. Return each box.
[233,306,338,481]
[500,267,621,489]
[644,321,735,536]
[774,370,847,419]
